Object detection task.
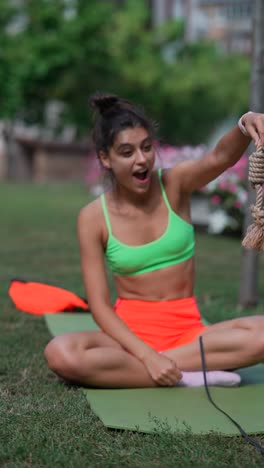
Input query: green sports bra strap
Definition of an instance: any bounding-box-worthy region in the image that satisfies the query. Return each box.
[101,194,112,235]
[158,168,172,211]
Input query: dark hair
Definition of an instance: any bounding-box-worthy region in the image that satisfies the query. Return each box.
[89,92,156,155]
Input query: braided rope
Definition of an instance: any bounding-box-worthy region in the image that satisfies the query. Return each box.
[242,143,264,250]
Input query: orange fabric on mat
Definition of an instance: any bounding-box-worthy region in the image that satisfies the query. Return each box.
[9,280,89,315]
[114,296,206,352]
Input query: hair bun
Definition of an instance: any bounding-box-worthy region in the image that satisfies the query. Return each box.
[90,92,122,115]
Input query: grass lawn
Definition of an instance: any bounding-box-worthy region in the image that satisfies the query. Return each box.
[1,182,264,467]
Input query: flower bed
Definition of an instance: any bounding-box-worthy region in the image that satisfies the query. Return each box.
[156,144,248,234]
[201,156,248,234]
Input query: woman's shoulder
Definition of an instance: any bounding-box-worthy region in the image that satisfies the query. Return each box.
[157,166,179,194]
[77,195,105,235]
[158,167,192,215]
[79,195,102,215]
[160,165,190,194]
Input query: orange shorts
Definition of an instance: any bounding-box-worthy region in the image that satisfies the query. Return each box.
[114,296,206,352]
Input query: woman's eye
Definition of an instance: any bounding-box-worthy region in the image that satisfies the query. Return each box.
[122,151,132,157]
[143,145,152,152]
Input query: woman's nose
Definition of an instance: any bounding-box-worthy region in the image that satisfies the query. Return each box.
[136,150,146,162]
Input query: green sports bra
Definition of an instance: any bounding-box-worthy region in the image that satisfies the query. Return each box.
[101,169,195,276]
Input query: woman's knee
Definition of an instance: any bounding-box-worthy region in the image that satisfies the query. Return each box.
[248,331,264,361]
[231,315,261,330]
[234,316,264,360]
[44,337,77,379]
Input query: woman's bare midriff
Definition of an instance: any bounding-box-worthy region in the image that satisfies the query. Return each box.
[113,257,194,301]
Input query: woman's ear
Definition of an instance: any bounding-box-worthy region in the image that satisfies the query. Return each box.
[99,150,111,170]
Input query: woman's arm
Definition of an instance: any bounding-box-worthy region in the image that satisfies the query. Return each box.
[167,112,264,193]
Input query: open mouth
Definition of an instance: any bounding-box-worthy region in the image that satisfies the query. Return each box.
[133,169,149,182]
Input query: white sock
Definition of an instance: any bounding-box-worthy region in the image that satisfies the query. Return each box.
[177,370,241,387]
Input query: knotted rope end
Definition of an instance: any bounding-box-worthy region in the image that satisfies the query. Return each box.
[242,145,264,250]
[242,224,264,250]
[242,204,264,251]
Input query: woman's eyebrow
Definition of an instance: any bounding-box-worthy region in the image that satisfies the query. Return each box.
[116,137,152,151]
[141,137,152,144]
[116,143,133,151]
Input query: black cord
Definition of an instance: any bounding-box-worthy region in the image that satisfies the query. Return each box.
[199,336,264,455]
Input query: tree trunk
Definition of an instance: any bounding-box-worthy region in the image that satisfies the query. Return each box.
[238,0,264,307]
[184,0,193,43]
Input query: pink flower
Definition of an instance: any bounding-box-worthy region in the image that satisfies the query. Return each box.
[85,152,102,184]
[228,155,247,181]
[211,195,221,204]
[228,183,237,194]
[234,200,242,209]
[219,180,228,190]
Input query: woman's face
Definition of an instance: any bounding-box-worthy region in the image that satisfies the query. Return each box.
[100,126,155,193]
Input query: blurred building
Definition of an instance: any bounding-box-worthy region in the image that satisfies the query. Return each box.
[150,0,253,54]
[2,135,91,182]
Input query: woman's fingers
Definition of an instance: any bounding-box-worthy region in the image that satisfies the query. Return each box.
[245,113,264,147]
[253,118,264,147]
[247,124,261,147]
[143,352,182,386]
[156,361,182,386]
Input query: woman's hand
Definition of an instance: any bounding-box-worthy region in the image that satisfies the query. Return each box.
[242,112,264,147]
[141,350,182,387]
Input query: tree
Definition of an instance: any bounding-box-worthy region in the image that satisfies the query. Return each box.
[0,0,251,144]
[105,0,250,145]
[238,0,264,307]
[0,0,115,127]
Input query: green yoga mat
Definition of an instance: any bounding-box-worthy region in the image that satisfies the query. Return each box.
[45,313,264,435]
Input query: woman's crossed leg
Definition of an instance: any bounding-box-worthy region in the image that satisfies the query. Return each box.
[44,330,156,388]
[44,315,264,388]
[165,315,264,370]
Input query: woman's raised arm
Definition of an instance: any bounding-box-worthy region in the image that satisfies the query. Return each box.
[167,112,264,193]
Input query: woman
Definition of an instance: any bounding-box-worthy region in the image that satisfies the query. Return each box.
[45,94,264,388]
